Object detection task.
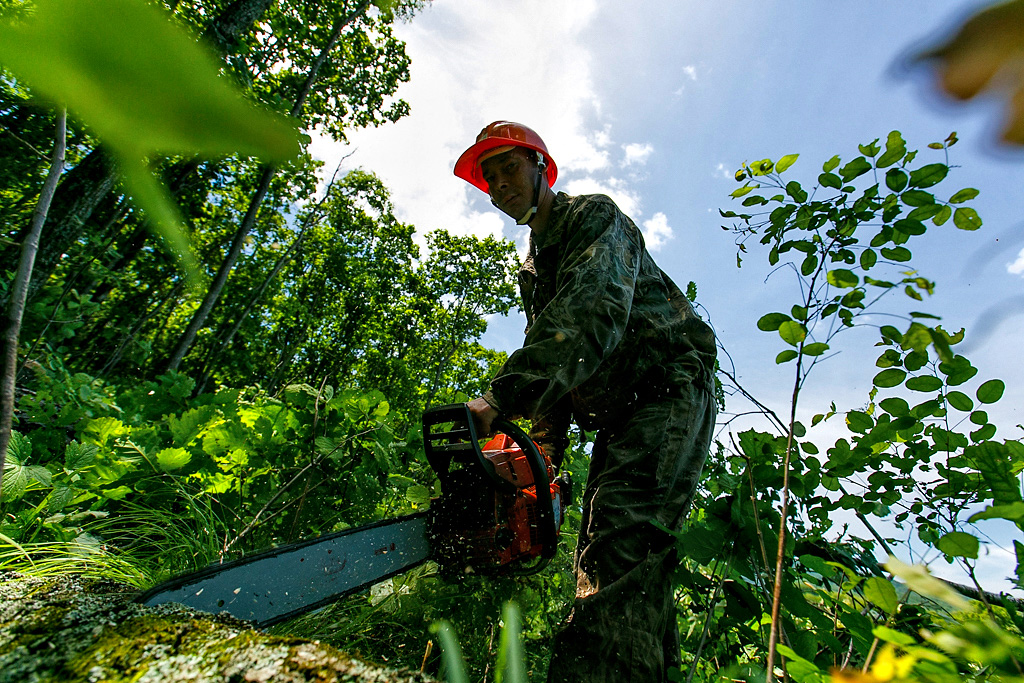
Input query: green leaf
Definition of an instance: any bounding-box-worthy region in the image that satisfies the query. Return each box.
[785,180,807,202]
[879,397,910,416]
[908,163,949,188]
[967,442,1022,505]
[953,207,982,230]
[860,249,877,269]
[885,557,968,610]
[84,417,127,446]
[800,253,818,276]
[863,577,899,615]
[880,246,912,262]
[901,190,935,207]
[0,443,51,503]
[971,424,997,442]
[950,188,980,203]
[0,0,301,283]
[872,625,915,647]
[970,502,1024,523]
[859,139,881,157]
[939,355,978,386]
[839,157,872,182]
[731,184,756,198]
[315,436,337,455]
[893,218,926,235]
[826,269,859,288]
[776,350,799,364]
[778,321,807,346]
[47,485,75,514]
[64,441,98,472]
[873,369,907,388]
[803,342,829,356]
[937,531,979,559]
[933,204,952,225]
[757,312,791,332]
[169,405,219,447]
[877,132,908,168]
[775,154,799,173]
[822,155,840,172]
[6,431,30,465]
[406,484,431,506]
[907,204,942,221]
[977,379,1005,404]
[0,0,300,160]
[100,485,133,500]
[906,375,943,392]
[846,411,873,433]
[155,447,191,472]
[946,390,974,411]
[818,172,842,189]
[885,168,909,192]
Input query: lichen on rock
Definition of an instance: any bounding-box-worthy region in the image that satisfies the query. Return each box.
[0,572,437,682]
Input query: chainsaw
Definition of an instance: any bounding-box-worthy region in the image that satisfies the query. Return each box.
[136,403,570,627]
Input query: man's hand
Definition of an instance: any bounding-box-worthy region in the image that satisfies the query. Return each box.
[467,397,499,437]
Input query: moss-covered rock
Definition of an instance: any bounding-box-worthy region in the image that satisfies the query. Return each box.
[0,572,437,682]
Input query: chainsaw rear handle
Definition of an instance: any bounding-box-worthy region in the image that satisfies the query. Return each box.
[423,404,558,559]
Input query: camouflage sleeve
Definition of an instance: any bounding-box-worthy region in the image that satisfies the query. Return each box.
[486,196,641,421]
[528,395,572,469]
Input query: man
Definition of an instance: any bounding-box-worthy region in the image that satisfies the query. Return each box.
[454,121,717,682]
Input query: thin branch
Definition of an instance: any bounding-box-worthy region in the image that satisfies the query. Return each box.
[0,108,66,498]
[220,425,374,556]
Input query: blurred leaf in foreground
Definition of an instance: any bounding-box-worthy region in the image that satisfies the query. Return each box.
[0,0,302,279]
[916,0,1024,144]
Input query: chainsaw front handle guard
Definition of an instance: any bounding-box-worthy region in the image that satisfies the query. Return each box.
[423,403,513,493]
[423,404,558,560]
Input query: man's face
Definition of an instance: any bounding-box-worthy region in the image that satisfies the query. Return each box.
[480,148,538,220]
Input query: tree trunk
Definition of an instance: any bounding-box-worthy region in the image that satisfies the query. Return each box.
[194,223,311,394]
[0,572,438,683]
[24,148,117,299]
[0,109,65,498]
[165,164,276,373]
[165,1,371,374]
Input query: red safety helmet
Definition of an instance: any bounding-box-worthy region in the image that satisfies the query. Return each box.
[454,121,558,194]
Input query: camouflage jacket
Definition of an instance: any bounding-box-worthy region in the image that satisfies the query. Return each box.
[483,192,716,432]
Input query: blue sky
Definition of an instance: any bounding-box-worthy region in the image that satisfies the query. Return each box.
[318,0,1024,591]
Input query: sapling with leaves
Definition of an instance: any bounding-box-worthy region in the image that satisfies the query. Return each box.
[715,130,1012,681]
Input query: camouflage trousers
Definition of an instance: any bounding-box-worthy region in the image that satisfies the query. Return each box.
[547,380,716,683]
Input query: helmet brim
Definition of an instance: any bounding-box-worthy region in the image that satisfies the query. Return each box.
[454,137,558,194]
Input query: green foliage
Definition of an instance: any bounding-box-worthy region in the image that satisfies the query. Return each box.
[674,131,1024,683]
[0,0,301,279]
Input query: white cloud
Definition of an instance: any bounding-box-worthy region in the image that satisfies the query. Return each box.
[673,64,699,96]
[310,0,662,249]
[714,162,733,179]
[563,176,640,218]
[642,212,673,252]
[622,142,653,167]
[1008,247,1024,276]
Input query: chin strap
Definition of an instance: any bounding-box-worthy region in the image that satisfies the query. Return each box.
[515,155,546,225]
